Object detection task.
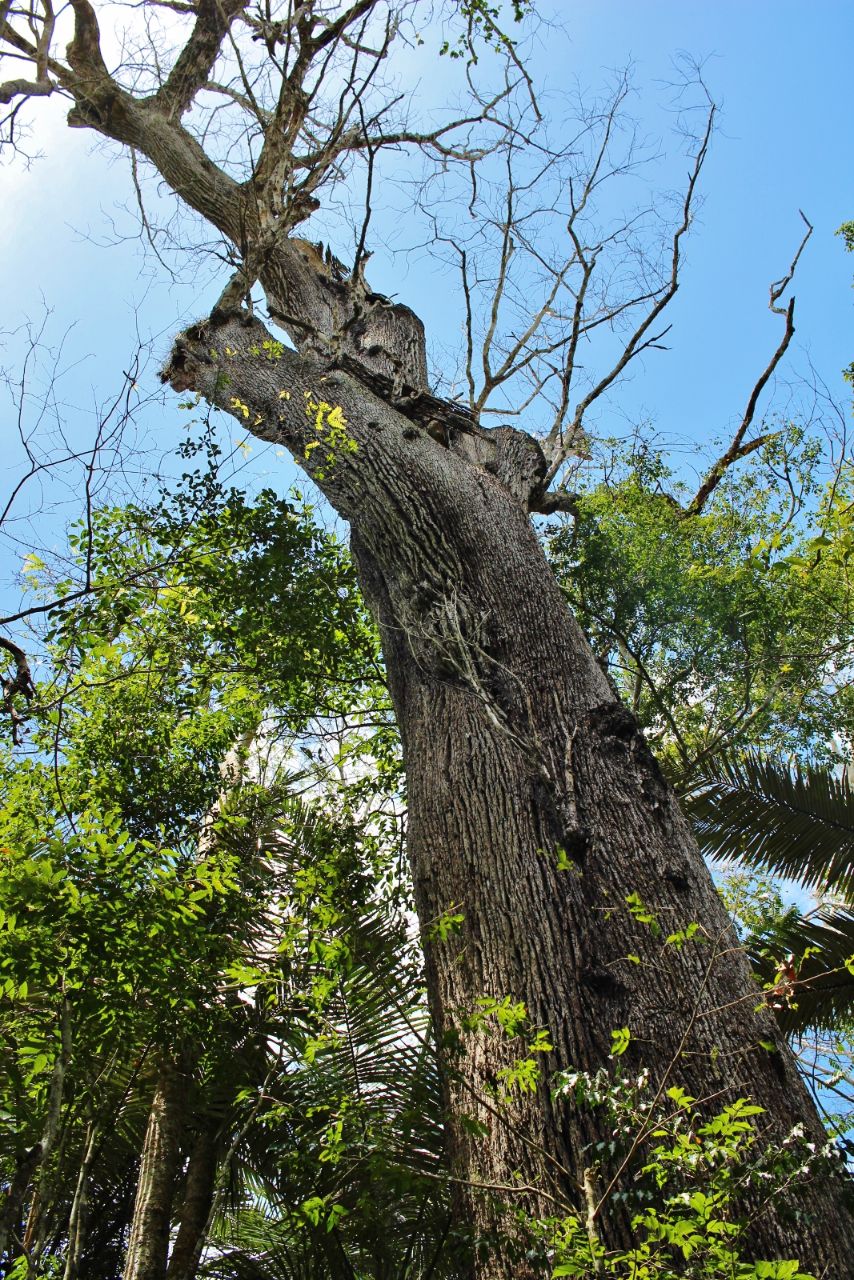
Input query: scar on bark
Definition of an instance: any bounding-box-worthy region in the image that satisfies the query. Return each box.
[581,966,628,999]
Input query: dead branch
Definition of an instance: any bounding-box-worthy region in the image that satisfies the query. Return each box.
[0,73,53,103]
[542,99,716,485]
[420,70,710,473]
[685,211,813,518]
[0,0,55,103]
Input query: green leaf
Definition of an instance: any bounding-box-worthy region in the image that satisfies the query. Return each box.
[609,1026,631,1057]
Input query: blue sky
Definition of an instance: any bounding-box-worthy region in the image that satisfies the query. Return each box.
[1,0,852,591]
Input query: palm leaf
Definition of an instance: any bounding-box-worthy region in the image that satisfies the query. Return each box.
[681,753,854,897]
[681,753,854,1033]
[197,783,456,1278]
[738,905,854,1036]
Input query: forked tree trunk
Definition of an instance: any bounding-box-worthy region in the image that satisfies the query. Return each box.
[166,313,854,1278]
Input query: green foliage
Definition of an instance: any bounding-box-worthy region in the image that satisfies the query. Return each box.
[685,752,854,1161]
[547,432,854,774]
[457,997,553,1101]
[838,221,854,256]
[428,902,466,941]
[10,433,382,846]
[541,1066,826,1278]
[0,802,241,1032]
[1,755,448,1278]
[625,891,662,938]
[196,795,455,1280]
[717,868,790,944]
[609,1026,631,1058]
[683,753,854,898]
[441,1,533,58]
[0,443,458,1277]
[302,394,358,480]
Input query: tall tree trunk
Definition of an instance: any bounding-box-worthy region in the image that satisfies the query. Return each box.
[350,468,853,1275]
[165,314,854,1277]
[124,1057,186,1280]
[165,1121,218,1280]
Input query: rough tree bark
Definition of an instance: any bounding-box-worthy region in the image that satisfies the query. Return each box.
[3,2,853,1274]
[124,1057,187,1280]
[165,1120,219,1280]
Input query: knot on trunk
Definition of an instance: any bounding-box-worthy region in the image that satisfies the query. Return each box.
[587,700,669,813]
[445,424,548,511]
[587,700,637,744]
[160,313,274,403]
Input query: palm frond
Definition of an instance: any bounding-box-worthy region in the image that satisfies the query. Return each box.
[681,753,854,896]
[195,781,455,1278]
[745,906,854,1036]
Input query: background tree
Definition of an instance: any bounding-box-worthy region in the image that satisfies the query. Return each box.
[0,473,454,1280]
[1,3,852,1274]
[546,422,854,778]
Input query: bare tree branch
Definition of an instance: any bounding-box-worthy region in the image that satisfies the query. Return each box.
[685,211,813,518]
[154,0,250,119]
[542,100,715,484]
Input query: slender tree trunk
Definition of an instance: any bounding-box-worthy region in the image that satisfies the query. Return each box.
[0,997,71,1272]
[0,1149,40,1271]
[165,313,854,1278]
[124,1057,186,1280]
[63,1119,99,1280]
[165,1121,218,1280]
